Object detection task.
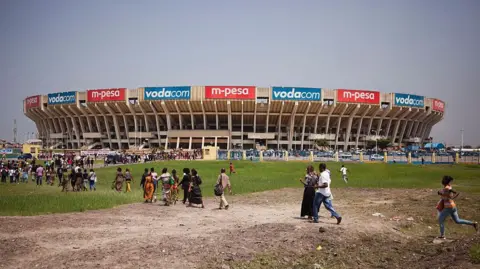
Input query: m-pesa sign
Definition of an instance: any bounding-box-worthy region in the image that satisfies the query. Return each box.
[432,99,445,112]
[205,86,255,99]
[87,88,126,102]
[337,89,380,104]
[25,95,40,109]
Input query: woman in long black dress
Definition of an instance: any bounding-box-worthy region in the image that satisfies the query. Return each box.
[299,165,317,219]
[188,168,205,208]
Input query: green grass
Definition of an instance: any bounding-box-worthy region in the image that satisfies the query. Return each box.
[470,244,480,264]
[1,161,479,216]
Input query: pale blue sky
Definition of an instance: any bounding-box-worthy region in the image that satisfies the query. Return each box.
[1,0,479,146]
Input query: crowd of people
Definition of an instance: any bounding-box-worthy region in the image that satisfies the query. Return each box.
[109,165,232,210]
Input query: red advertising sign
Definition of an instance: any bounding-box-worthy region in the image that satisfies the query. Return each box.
[432,99,445,112]
[87,88,126,102]
[25,95,40,109]
[336,89,380,104]
[205,86,255,99]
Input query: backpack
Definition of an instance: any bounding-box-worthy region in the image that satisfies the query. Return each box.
[214,175,224,196]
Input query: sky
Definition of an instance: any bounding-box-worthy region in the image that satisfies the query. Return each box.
[1,0,479,146]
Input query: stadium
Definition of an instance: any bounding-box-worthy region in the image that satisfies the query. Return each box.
[23,86,445,151]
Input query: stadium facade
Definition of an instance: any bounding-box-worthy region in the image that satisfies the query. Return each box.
[24,86,445,151]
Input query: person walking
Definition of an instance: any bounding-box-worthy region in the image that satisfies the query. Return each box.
[179,168,191,204]
[188,168,204,208]
[216,168,232,210]
[312,163,342,224]
[125,168,133,192]
[436,175,478,239]
[340,165,348,183]
[35,165,44,186]
[299,165,317,219]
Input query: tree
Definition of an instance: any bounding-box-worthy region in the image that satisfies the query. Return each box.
[464,145,472,149]
[314,139,329,150]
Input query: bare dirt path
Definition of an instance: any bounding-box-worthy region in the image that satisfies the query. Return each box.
[1,188,479,269]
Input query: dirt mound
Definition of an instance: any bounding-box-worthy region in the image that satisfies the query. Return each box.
[1,188,479,269]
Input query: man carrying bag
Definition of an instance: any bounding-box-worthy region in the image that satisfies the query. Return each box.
[215,168,232,210]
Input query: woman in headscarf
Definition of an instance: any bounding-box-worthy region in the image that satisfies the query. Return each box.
[159,168,172,206]
[188,168,204,208]
[299,165,318,220]
[144,171,154,203]
[113,167,124,192]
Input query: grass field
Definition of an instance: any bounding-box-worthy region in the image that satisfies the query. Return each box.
[1,161,479,216]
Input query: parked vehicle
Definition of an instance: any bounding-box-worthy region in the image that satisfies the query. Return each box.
[370,154,384,161]
[17,153,33,160]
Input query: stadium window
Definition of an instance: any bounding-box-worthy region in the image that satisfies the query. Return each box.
[381,102,390,109]
[80,100,87,107]
[324,99,334,106]
[129,98,138,105]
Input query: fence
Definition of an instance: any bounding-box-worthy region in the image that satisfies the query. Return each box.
[215,149,475,165]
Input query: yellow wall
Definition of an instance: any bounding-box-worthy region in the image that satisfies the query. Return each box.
[22,144,41,158]
[202,146,218,161]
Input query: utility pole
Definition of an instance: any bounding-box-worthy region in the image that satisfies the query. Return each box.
[13,119,17,143]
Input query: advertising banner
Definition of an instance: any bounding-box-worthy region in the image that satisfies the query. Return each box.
[47,91,77,105]
[144,86,191,100]
[272,87,321,101]
[25,95,40,109]
[0,149,13,154]
[205,86,255,99]
[87,88,126,102]
[336,89,380,104]
[394,93,424,108]
[432,99,445,112]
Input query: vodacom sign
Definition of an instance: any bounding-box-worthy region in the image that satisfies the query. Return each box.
[25,95,40,109]
[87,88,126,102]
[432,99,445,112]
[336,89,380,104]
[205,86,255,99]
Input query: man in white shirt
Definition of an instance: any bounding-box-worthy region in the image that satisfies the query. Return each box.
[340,165,348,183]
[312,163,342,224]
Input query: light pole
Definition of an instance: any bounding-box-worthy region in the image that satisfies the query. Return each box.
[371,129,382,154]
[460,129,464,152]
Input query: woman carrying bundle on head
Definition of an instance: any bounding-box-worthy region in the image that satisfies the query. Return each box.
[113,167,124,192]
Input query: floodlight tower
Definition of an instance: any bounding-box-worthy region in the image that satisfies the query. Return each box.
[13,119,17,143]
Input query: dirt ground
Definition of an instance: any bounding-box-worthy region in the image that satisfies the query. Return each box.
[1,188,479,269]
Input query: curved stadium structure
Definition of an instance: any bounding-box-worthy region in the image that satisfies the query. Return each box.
[24,86,445,151]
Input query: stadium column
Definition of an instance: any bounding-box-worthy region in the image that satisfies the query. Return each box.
[46,107,67,147]
[241,101,244,149]
[214,101,219,130]
[188,137,192,150]
[300,102,311,150]
[313,102,325,135]
[96,103,113,149]
[354,105,372,149]
[391,108,411,146]
[149,102,162,147]
[366,107,381,138]
[227,101,232,148]
[277,101,284,150]
[65,106,85,148]
[176,137,180,149]
[51,106,66,136]
[104,103,122,150]
[85,104,103,146]
[115,103,129,143]
[265,101,271,134]
[420,113,438,143]
[334,105,348,151]
[412,111,430,139]
[173,101,182,130]
[343,104,360,151]
[385,108,402,138]
[126,102,138,147]
[41,107,60,136]
[138,102,151,133]
[253,100,257,133]
[200,101,207,130]
[187,101,195,130]
[404,109,421,139]
[324,104,336,136]
[30,110,49,145]
[288,102,299,150]
[78,101,93,133]
[201,137,205,148]
[375,107,390,135]
[160,101,172,148]
[60,106,81,148]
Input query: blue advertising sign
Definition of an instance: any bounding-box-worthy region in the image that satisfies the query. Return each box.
[272,87,321,101]
[144,86,191,100]
[47,91,77,105]
[394,93,424,108]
